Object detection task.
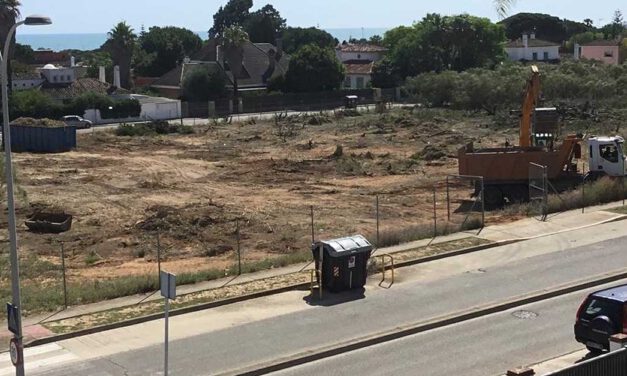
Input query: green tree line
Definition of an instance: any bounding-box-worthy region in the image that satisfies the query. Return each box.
[406,61,627,113]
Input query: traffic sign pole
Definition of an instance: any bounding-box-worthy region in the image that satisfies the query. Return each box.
[160,271,176,376]
[164,297,169,376]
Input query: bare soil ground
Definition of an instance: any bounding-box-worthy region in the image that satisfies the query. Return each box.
[5,108,517,285]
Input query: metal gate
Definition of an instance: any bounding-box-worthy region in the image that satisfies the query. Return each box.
[529,162,548,221]
[445,175,485,231]
[544,348,627,376]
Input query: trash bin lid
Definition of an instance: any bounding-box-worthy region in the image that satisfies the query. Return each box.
[313,235,372,257]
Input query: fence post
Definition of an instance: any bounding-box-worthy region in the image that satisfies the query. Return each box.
[623,175,625,207]
[208,101,216,118]
[582,171,585,214]
[433,186,437,238]
[480,178,485,228]
[376,195,380,249]
[157,229,162,288]
[236,220,241,275]
[446,176,451,222]
[542,166,548,221]
[60,243,68,309]
[310,205,315,246]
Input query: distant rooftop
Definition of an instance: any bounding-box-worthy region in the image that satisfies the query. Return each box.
[343,60,375,75]
[582,39,621,47]
[505,38,560,48]
[337,43,388,53]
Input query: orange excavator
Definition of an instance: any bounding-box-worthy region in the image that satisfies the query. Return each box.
[457,66,600,206]
[519,65,541,147]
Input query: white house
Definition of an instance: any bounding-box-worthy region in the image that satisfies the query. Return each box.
[39,64,76,84]
[84,94,182,124]
[12,73,45,91]
[505,34,560,62]
[336,43,388,89]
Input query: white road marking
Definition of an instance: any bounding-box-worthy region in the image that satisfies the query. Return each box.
[0,343,78,375]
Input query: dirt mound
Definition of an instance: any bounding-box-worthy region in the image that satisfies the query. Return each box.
[413,145,447,161]
[11,117,65,128]
[136,204,226,234]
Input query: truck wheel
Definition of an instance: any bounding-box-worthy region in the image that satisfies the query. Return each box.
[484,187,504,207]
[507,185,529,203]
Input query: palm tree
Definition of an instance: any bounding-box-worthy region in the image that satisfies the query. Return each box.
[219,26,249,101]
[105,21,136,89]
[0,0,21,93]
[494,0,516,18]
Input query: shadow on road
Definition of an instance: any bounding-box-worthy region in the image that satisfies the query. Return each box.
[576,351,602,363]
[303,288,366,307]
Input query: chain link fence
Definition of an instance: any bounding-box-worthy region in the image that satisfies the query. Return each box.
[529,162,549,221]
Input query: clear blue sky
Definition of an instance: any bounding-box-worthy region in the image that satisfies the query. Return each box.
[18,0,626,34]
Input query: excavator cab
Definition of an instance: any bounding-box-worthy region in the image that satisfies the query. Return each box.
[532,107,560,149]
[588,136,626,178]
[519,66,560,150]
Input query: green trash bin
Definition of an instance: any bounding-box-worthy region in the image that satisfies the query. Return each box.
[312,235,373,293]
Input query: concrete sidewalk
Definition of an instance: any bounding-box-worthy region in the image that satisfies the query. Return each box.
[479,207,625,242]
[529,349,589,375]
[2,200,625,348]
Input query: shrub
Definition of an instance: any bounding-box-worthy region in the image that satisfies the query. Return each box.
[10,117,65,128]
[10,90,64,119]
[85,251,100,266]
[11,90,141,120]
[115,121,195,137]
[546,177,627,213]
[371,217,483,248]
[99,99,142,119]
[405,61,627,112]
[181,67,227,101]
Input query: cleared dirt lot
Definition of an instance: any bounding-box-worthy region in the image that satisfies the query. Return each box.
[6,108,515,284]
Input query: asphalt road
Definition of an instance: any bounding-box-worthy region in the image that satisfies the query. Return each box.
[272,281,627,376]
[6,229,627,376]
[75,103,394,134]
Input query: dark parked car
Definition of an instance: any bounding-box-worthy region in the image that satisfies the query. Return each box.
[575,284,627,353]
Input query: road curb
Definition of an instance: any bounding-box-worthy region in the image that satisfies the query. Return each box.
[23,214,627,349]
[387,239,519,270]
[24,241,503,349]
[26,281,311,348]
[228,269,627,376]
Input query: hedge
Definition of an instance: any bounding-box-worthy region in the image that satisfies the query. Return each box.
[9,91,141,121]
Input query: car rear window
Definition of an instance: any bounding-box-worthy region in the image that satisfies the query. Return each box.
[581,298,623,322]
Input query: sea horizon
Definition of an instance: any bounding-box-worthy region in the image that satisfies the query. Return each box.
[16,28,390,52]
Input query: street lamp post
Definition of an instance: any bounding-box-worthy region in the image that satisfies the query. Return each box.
[1,15,51,376]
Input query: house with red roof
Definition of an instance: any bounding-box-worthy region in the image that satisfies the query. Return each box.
[335,43,387,89]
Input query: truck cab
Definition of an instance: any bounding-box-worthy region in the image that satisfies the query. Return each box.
[588,136,626,178]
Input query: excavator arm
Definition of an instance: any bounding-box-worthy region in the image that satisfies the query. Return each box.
[519,65,541,148]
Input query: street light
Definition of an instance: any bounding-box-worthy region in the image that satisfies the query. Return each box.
[1,14,52,376]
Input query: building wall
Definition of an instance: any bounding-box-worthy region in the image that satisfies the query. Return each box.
[505,46,560,61]
[344,74,371,89]
[580,45,620,65]
[336,51,384,63]
[83,99,181,124]
[152,86,181,99]
[40,68,75,84]
[12,79,44,91]
[141,101,181,120]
